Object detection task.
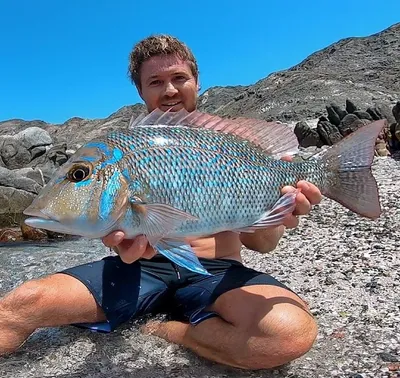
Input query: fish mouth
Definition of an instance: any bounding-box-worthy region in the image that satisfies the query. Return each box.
[23,207,51,219]
[23,208,77,235]
[24,216,78,236]
[23,207,117,238]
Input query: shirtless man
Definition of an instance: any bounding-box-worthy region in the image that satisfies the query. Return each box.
[0,35,321,370]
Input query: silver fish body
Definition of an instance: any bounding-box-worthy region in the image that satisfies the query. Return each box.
[24,109,385,275]
[110,126,325,237]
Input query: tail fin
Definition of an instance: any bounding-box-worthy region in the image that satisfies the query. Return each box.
[319,119,386,219]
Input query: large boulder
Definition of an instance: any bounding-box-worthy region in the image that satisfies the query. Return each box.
[294,121,323,148]
[28,143,70,183]
[16,127,52,149]
[345,99,358,114]
[0,166,44,225]
[392,101,400,123]
[0,136,32,170]
[0,127,53,170]
[338,114,367,136]
[317,120,343,145]
[0,187,36,227]
[0,167,43,194]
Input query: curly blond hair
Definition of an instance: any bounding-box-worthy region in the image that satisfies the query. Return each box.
[128,34,199,89]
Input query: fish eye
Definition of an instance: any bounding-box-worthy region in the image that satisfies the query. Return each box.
[68,164,91,182]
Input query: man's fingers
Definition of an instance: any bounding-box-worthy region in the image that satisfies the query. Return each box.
[102,231,125,247]
[142,247,157,259]
[297,181,322,205]
[294,192,312,216]
[281,185,311,216]
[281,155,293,162]
[283,215,299,229]
[116,235,149,264]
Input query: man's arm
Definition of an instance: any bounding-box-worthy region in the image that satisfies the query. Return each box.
[239,181,322,253]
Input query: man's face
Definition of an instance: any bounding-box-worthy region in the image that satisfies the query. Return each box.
[138,54,199,113]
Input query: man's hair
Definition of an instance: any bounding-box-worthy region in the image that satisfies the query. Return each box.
[128,34,199,89]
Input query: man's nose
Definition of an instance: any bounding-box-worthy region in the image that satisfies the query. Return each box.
[164,82,178,97]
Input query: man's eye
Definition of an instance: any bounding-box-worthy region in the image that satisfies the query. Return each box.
[150,80,161,86]
[175,76,186,81]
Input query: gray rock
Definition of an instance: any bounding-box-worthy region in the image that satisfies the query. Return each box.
[317,120,343,145]
[0,127,53,170]
[47,143,68,166]
[326,105,341,126]
[294,121,323,148]
[366,107,383,120]
[375,102,396,124]
[28,144,70,183]
[339,114,366,136]
[346,99,359,114]
[330,103,348,120]
[30,145,49,160]
[353,110,373,121]
[0,136,32,170]
[0,186,35,216]
[13,167,45,186]
[378,352,399,362]
[0,167,42,194]
[392,101,400,122]
[16,127,52,149]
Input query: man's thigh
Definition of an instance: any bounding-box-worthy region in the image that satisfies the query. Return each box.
[211,283,311,331]
[0,272,105,329]
[171,258,303,326]
[61,255,177,332]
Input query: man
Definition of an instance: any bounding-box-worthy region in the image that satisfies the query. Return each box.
[0,35,322,370]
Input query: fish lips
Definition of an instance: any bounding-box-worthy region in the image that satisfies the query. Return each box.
[24,217,77,235]
[23,208,118,238]
[23,208,79,236]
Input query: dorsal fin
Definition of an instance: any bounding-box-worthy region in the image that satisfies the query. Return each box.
[128,108,299,158]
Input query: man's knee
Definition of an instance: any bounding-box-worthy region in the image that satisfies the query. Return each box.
[0,278,49,328]
[246,309,318,370]
[271,310,318,357]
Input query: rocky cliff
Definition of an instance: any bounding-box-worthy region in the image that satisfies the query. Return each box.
[198,22,400,122]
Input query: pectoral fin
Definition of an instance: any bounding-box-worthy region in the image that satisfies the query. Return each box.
[236,190,298,232]
[131,200,198,245]
[155,238,211,276]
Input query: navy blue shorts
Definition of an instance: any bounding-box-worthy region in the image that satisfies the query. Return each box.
[60,255,291,332]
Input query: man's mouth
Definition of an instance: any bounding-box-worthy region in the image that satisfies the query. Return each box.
[161,101,182,109]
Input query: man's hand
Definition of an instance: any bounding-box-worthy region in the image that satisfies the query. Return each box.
[102,232,156,264]
[281,180,322,229]
[280,154,322,229]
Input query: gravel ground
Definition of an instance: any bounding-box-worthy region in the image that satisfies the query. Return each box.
[0,157,399,378]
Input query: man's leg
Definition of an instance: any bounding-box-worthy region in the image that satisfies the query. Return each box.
[0,255,172,356]
[143,257,318,371]
[144,284,317,370]
[0,273,105,355]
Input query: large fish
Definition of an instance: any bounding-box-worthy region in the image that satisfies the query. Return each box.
[23,109,385,275]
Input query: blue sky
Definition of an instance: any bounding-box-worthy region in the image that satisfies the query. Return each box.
[0,1,398,124]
